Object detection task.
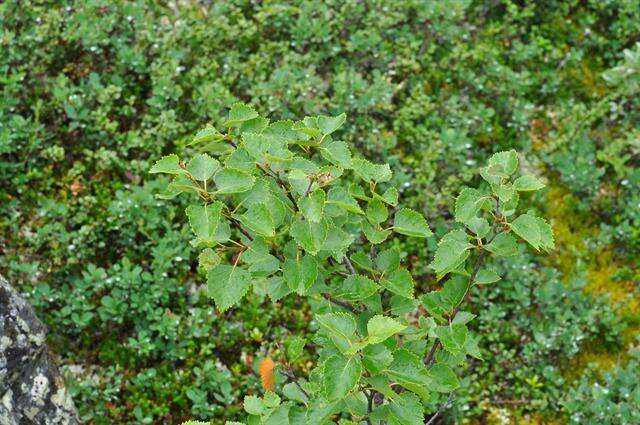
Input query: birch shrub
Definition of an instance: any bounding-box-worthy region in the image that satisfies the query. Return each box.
[151,105,554,424]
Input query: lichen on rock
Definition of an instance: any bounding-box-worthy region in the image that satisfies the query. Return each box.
[0,274,79,425]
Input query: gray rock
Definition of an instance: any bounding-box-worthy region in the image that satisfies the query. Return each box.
[0,275,79,425]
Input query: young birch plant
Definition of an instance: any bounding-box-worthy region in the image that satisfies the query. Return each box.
[151,105,554,425]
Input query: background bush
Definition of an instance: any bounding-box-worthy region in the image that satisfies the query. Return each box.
[1,1,638,423]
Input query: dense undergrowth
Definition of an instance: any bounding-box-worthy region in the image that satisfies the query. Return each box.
[0,1,638,424]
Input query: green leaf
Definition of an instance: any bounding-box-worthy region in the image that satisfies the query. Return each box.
[455,188,488,224]
[285,336,306,362]
[336,274,379,302]
[362,344,393,375]
[207,265,252,312]
[377,187,399,206]
[387,392,424,425]
[318,113,347,136]
[428,363,460,392]
[485,232,518,256]
[263,391,281,408]
[475,268,500,284]
[323,354,362,401]
[189,124,222,145]
[185,202,223,247]
[351,158,392,183]
[366,315,406,345]
[385,349,431,399]
[466,217,490,238]
[316,313,358,354]
[198,248,220,272]
[150,154,185,175]
[283,255,318,295]
[299,189,325,223]
[513,174,545,191]
[376,248,400,273]
[290,217,328,255]
[366,198,388,224]
[435,324,468,357]
[393,208,432,238]
[326,186,363,214]
[430,230,471,279]
[421,275,468,316]
[380,268,414,299]
[488,150,519,175]
[510,213,542,249]
[214,168,255,194]
[362,222,391,244]
[238,203,275,237]
[535,216,555,252]
[225,103,259,127]
[187,153,220,181]
[243,395,266,415]
[320,140,352,168]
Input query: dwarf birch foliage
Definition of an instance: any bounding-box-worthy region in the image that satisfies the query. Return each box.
[151,105,553,424]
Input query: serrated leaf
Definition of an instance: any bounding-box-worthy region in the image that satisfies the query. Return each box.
[510,213,542,249]
[207,265,252,312]
[376,248,400,273]
[485,232,518,256]
[513,174,545,191]
[299,189,325,223]
[290,217,328,255]
[388,392,424,425]
[214,168,255,194]
[455,188,487,224]
[225,102,259,127]
[535,216,555,252]
[488,150,519,175]
[466,217,490,238]
[198,248,220,272]
[187,153,220,181]
[326,186,363,214]
[323,354,362,401]
[320,140,352,168]
[378,187,399,206]
[263,391,281,408]
[362,344,393,375]
[351,158,392,183]
[475,268,500,284]
[380,268,414,299]
[435,324,468,357]
[428,362,460,392]
[366,315,406,345]
[393,208,432,238]
[238,203,275,237]
[430,230,471,279]
[189,124,222,145]
[421,275,468,316]
[362,222,391,244]
[316,313,358,354]
[284,255,318,295]
[385,349,431,399]
[318,113,347,136]
[285,336,306,363]
[366,198,388,224]
[150,154,186,175]
[336,274,379,302]
[321,224,355,260]
[186,202,223,247]
[243,395,266,415]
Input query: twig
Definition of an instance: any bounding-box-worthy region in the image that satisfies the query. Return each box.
[425,393,455,425]
[343,256,357,275]
[323,293,360,314]
[281,368,309,400]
